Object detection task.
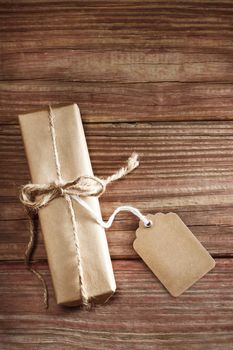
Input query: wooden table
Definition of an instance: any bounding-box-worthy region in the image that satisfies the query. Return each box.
[1,1,233,349]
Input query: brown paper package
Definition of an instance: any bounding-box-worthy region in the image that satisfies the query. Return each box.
[19,104,116,306]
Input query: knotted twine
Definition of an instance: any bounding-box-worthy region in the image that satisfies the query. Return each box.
[20,105,150,309]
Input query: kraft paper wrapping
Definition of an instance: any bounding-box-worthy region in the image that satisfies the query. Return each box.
[19,104,116,306]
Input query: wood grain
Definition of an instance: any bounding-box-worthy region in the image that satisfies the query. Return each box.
[1,0,233,123]
[1,122,233,260]
[1,0,233,54]
[3,121,233,196]
[1,206,233,260]
[1,81,233,123]
[2,49,233,82]
[0,259,233,350]
[1,0,233,348]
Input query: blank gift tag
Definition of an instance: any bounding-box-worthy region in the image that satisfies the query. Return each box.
[133,213,215,297]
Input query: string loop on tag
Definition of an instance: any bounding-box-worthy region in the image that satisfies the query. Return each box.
[71,195,152,229]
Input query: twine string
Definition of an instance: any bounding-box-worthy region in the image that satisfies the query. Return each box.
[48,106,90,308]
[72,195,151,229]
[24,209,48,308]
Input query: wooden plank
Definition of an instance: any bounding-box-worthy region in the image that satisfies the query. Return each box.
[3,121,233,196]
[1,50,233,83]
[1,0,233,54]
[1,1,233,123]
[1,121,233,259]
[1,209,233,261]
[0,259,233,349]
[1,81,233,123]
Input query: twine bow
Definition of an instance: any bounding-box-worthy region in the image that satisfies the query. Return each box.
[20,153,139,211]
[20,152,139,308]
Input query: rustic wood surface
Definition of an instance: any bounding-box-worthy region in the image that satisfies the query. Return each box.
[1,1,233,349]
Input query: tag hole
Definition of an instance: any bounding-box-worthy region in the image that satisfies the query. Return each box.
[145,220,152,228]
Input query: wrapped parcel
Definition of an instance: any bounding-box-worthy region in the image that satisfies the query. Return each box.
[19,104,116,306]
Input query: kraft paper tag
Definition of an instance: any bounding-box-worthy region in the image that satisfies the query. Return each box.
[133,213,215,297]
